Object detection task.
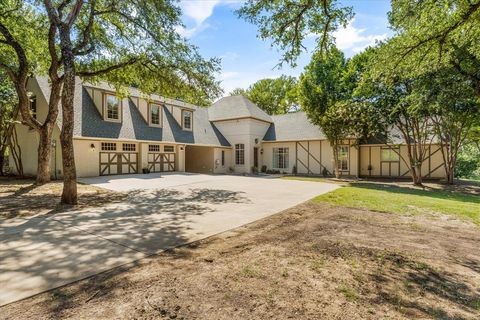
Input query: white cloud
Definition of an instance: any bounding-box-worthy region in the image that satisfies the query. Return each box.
[180,0,221,25]
[333,19,387,53]
[178,0,241,38]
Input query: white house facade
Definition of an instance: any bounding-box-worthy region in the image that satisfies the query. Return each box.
[11,78,447,180]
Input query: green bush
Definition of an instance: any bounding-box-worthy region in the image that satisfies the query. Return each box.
[456,143,480,179]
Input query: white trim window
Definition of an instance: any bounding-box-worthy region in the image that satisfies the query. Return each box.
[105,94,120,121]
[150,103,161,126]
[182,110,192,130]
[235,144,245,165]
[337,145,349,171]
[273,147,289,169]
[381,148,400,161]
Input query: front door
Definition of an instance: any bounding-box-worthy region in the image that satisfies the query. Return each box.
[253,147,259,168]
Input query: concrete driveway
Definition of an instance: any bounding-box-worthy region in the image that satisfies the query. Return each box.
[0,173,337,306]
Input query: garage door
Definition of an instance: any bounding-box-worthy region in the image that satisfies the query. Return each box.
[100,152,138,175]
[147,153,175,172]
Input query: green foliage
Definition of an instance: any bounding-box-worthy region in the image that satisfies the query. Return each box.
[233,75,299,115]
[237,0,353,66]
[314,183,480,224]
[378,0,480,97]
[55,0,222,105]
[229,88,247,96]
[456,143,480,179]
[299,47,378,143]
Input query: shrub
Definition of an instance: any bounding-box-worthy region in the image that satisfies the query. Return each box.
[456,143,480,179]
[261,165,267,173]
[322,167,329,177]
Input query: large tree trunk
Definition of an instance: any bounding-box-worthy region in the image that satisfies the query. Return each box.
[36,126,53,184]
[412,163,423,185]
[331,141,341,179]
[59,27,78,205]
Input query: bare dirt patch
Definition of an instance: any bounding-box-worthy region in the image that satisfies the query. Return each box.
[2,201,479,319]
[0,178,125,219]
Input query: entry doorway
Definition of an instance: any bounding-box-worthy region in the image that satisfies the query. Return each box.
[253,147,259,168]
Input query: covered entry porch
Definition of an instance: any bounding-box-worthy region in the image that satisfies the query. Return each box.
[185,145,231,174]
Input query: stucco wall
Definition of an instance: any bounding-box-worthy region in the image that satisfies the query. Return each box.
[185,145,214,173]
[261,142,296,173]
[359,144,446,179]
[213,148,232,174]
[213,118,270,173]
[262,140,358,176]
[10,80,63,178]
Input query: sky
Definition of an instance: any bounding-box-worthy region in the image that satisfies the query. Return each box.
[177,0,393,96]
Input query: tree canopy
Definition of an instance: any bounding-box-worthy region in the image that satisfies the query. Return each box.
[231,75,299,115]
[237,0,353,66]
[377,0,480,97]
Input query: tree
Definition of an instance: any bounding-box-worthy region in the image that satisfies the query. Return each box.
[0,1,55,184]
[39,0,221,204]
[411,69,480,184]
[379,0,480,99]
[237,0,353,66]
[298,47,371,178]
[237,75,299,115]
[229,88,247,96]
[0,71,18,175]
[355,68,436,186]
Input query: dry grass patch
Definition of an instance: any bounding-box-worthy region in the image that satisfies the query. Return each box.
[2,201,479,319]
[0,178,125,219]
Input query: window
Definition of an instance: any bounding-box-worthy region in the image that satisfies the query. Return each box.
[149,144,160,152]
[122,143,136,152]
[105,94,120,120]
[164,145,174,153]
[381,148,400,161]
[101,142,117,151]
[235,144,245,165]
[30,96,37,119]
[273,147,289,169]
[182,110,192,130]
[337,146,349,171]
[150,103,161,126]
[221,150,225,166]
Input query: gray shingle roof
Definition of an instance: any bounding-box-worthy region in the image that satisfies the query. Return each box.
[208,95,272,123]
[34,77,230,147]
[263,112,326,141]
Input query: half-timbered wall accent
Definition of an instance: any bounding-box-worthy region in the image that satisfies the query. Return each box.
[359,144,445,178]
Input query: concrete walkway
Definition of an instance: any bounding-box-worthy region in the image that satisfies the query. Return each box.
[0,173,337,306]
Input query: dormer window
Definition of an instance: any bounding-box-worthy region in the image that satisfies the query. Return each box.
[149,103,162,127]
[182,110,192,130]
[104,93,120,121]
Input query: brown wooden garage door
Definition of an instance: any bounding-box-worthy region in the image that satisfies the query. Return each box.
[100,152,138,176]
[147,153,175,172]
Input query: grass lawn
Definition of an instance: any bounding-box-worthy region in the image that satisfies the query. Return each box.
[314,183,480,224]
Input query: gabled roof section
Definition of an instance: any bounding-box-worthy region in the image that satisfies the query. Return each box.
[33,77,230,147]
[263,112,326,141]
[208,95,272,123]
[84,81,197,110]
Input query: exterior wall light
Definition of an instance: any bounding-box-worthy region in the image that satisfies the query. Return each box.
[260,148,263,155]
[90,143,95,151]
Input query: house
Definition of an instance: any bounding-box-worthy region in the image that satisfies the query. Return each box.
[11,77,447,179]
